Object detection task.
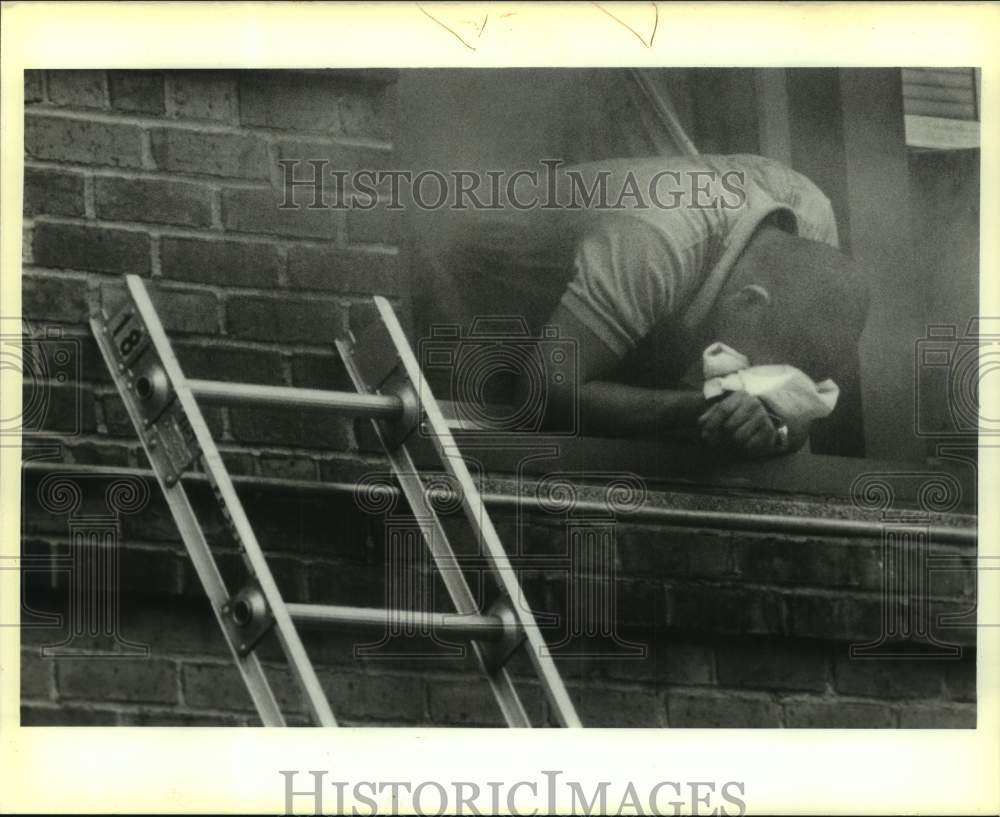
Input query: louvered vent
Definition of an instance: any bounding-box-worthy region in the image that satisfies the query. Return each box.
[902,68,979,121]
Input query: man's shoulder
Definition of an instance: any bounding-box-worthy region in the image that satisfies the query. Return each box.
[557,155,717,192]
[713,153,839,246]
[714,154,831,206]
[554,155,734,235]
[560,152,799,178]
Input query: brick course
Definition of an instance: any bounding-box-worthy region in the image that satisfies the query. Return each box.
[23,169,86,217]
[150,128,270,179]
[167,72,239,122]
[57,658,178,705]
[94,176,214,228]
[108,71,165,115]
[33,222,151,275]
[25,114,145,168]
[47,71,108,109]
[160,235,282,288]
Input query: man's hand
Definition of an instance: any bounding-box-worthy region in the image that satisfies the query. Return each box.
[698,391,780,458]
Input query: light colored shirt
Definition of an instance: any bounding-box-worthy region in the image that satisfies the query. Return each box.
[556,154,840,360]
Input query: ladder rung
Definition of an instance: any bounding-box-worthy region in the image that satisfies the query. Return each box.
[188,379,402,418]
[286,603,505,642]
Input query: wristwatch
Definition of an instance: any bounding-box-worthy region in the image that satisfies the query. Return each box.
[767,412,790,453]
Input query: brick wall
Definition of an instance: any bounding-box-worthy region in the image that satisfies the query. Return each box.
[20,476,977,727]
[23,69,404,482]
[19,70,976,728]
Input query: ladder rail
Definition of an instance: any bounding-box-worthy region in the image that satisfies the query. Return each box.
[90,315,286,726]
[122,276,337,727]
[338,337,533,728]
[368,297,583,728]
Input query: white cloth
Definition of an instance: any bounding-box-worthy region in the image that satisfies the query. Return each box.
[701,342,839,424]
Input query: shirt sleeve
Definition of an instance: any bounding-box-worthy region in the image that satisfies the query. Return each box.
[558,214,681,358]
[776,163,840,249]
[725,153,841,249]
[804,193,840,249]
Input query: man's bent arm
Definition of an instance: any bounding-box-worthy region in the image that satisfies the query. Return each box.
[535,304,706,437]
[576,381,705,437]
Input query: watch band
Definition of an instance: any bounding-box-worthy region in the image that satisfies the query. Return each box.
[773,421,790,453]
[766,411,790,453]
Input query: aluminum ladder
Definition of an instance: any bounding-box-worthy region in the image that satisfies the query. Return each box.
[90,274,581,727]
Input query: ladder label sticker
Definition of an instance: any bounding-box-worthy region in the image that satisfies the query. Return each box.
[108,306,151,369]
[146,401,200,485]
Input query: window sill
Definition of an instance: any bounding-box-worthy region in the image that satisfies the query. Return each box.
[377,426,978,513]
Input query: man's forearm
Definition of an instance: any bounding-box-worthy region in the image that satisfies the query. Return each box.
[576,381,706,436]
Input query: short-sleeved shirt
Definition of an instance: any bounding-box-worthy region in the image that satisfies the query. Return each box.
[555,154,839,383]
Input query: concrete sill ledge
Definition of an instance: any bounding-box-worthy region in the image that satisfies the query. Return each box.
[389,428,979,513]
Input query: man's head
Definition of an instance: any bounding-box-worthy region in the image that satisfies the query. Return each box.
[710,225,871,380]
